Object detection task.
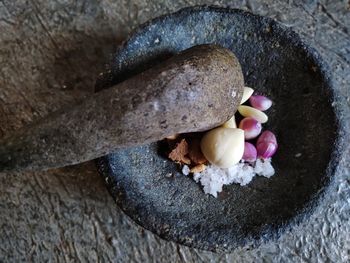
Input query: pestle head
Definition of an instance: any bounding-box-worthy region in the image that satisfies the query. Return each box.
[0,44,244,173]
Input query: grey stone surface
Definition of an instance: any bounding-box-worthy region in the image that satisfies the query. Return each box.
[98,6,342,253]
[0,0,349,262]
[0,44,243,172]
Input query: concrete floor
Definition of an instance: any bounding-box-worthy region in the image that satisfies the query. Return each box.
[0,0,349,262]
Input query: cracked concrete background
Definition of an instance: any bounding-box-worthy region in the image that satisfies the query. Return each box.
[0,0,349,262]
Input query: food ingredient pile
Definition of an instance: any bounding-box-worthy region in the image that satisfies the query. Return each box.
[166,87,278,197]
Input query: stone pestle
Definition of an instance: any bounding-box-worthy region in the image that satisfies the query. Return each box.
[0,44,244,173]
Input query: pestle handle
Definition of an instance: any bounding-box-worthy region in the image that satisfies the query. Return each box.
[0,45,244,173]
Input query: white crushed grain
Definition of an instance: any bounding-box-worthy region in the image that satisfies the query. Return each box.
[181,164,190,176]
[185,158,275,197]
[165,172,173,178]
[254,158,275,178]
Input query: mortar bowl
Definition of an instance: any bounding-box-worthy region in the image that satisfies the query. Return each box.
[96,6,340,252]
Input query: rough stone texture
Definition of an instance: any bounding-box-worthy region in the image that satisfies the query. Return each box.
[0,0,349,262]
[0,44,243,172]
[97,6,341,252]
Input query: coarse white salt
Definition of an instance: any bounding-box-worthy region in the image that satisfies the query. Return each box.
[228,162,255,185]
[193,172,201,183]
[254,158,275,178]
[183,158,275,197]
[182,165,190,176]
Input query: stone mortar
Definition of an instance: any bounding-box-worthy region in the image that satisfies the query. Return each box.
[0,1,349,261]
[97,6,344,252]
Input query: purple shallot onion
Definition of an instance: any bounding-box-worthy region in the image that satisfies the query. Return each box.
[249,95,272,111]
[239,117,262,140]
[242,142,257,162]
[256,130,278,158]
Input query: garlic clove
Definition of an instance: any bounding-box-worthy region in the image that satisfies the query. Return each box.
[240,87,254,104]
[222,116,237,128]
[166,134,179,140]
[249,95,272,111]
[200,127,244,168]
[239,117,262,139]
[238,105,268,123]
[242,142,257,163]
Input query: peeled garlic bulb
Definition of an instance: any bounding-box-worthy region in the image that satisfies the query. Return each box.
[240,87,254,104]
[222,116,237,128]
[166,134,179,140]
[200,127,244,168]
[238,105,268,123]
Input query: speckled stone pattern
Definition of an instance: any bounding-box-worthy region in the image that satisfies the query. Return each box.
[97,6,340,252]
[0,0,349,262]
[0,44,243,172]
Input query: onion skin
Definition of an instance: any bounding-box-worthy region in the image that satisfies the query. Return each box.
[256,131,278,158]
[242,142,257,162]
[249,95,272,111]
[239,117,262,139]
